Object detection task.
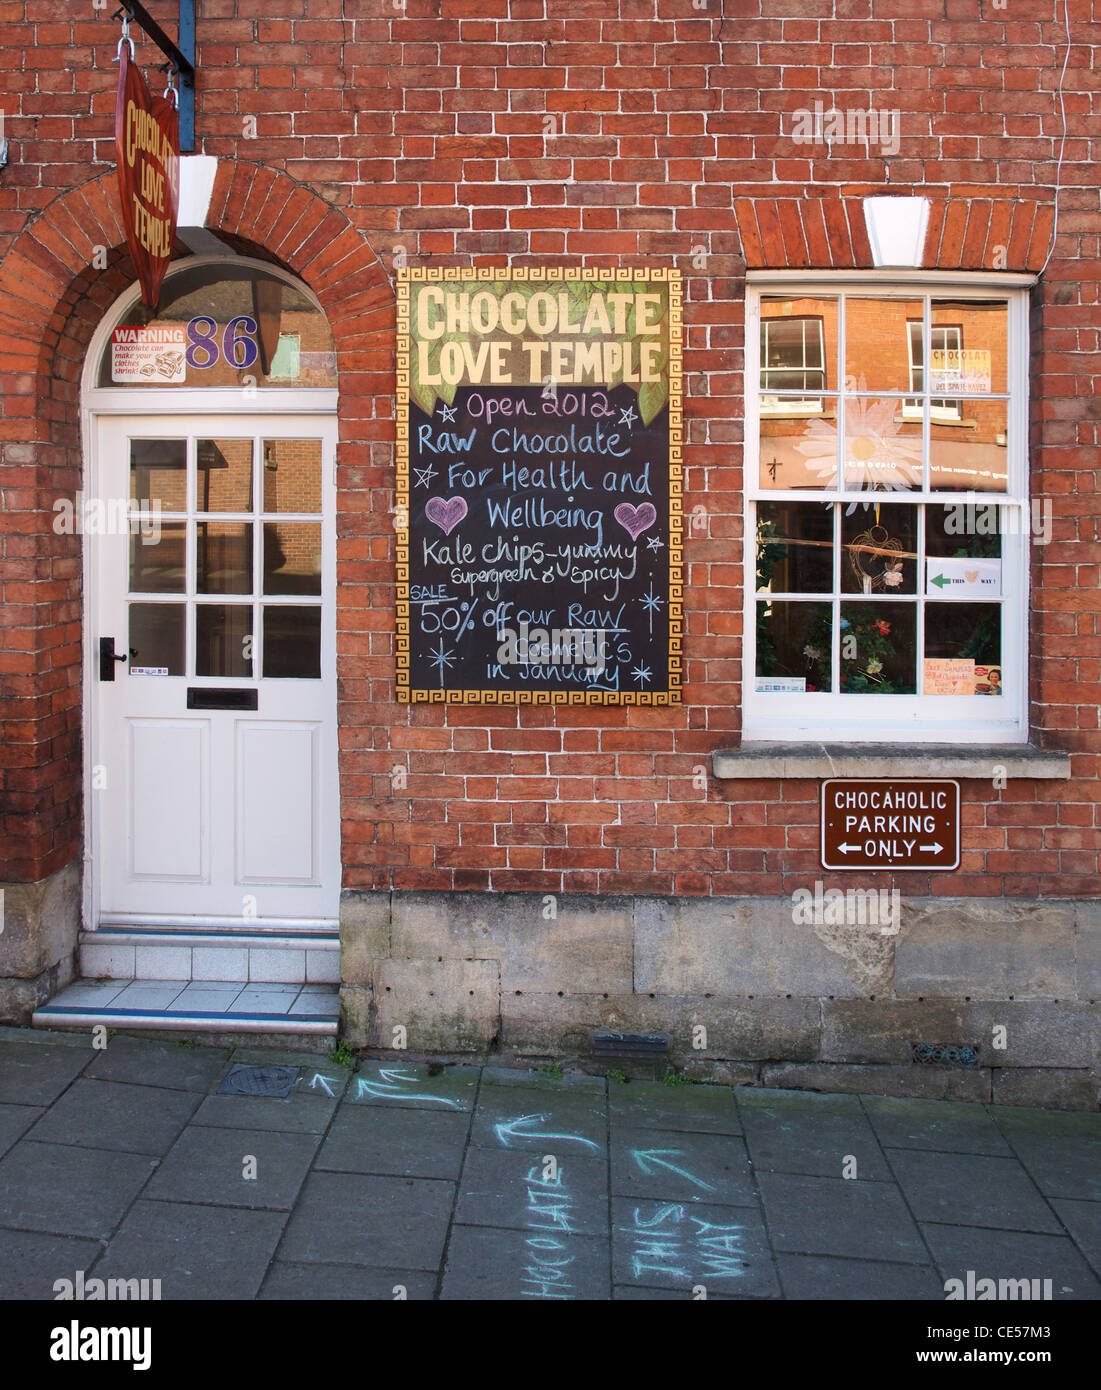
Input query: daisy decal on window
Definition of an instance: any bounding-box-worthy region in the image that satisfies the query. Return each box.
[794,397,921,492]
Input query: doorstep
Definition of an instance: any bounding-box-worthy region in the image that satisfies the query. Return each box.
[78,926,340,987]
[31,979,340,1035]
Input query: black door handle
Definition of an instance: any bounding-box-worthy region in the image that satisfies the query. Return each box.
[99,637,128,681]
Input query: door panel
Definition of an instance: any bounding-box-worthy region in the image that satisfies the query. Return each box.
[92,414,339,926]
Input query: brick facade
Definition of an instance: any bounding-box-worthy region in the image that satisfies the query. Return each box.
[0,3,1098,1076]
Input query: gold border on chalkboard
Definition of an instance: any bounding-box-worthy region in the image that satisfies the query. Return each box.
[395,265,683,706]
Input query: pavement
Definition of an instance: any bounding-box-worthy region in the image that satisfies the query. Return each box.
[0,1025,1099,1302]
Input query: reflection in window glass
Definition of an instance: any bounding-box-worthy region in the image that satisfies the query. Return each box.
[932,300,1007,393]
[842,506,917,595]
[760,404,839,489]
[130,439,186,511]
[130,523,185,593]
[756,600,832,693]
[263,439,323,513]
[196,439,253,513]
[197,522,253,595]
[263,522,322,595]
[840,602,916,694]
[263,605,321,678]
[756,502,833,593]
[760,298,837,403]
[196,604,253,678]
[930,403,1008,492]
[128,602,185,675]
[845,298,922,393]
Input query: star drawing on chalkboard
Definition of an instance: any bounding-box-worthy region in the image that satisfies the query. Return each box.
[631,665,652,684]
[428,639,456,686]
[619,405,638,427]
[414,463,438,489]
[639,582,665,635]
[438,403,458,423]
[646,534,664,553]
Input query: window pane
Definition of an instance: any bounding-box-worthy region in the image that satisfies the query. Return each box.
[924,603,1002,695]
[926,503,1004,560]
[130,439,186,511]
[842,398,922,492]
[760,296,837,394]
[263,439,323,513]
[760,402,839,489]
[197,522,253,595]
[196,604,253,678]
[99,265,337,389]
[840,602,916,694]
[128,602,184,675]
[196,439,253,513]
[756,600,832,693]
[263,522,322,595]
[263,605,321,678]
[130,522,185,593]
[842,505,917,594]
[845,297,922,393]
[932,300,1007,393]
[756,502,833,593]
[930,402,1008,492]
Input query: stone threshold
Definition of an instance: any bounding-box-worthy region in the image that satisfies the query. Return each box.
[713,743,1072,780]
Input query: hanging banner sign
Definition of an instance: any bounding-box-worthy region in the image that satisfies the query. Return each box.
[115,45,180,310]
[395,267,683,705]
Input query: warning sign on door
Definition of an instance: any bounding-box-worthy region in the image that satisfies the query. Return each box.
[111,325,186,383]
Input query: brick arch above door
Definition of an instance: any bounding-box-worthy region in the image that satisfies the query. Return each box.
[733,195,1055,273]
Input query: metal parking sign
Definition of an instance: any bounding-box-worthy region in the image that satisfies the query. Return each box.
[821,779,960,871]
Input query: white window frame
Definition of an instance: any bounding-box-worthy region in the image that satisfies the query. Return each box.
[904,320,963,423]
[760,313,827,416]
[743,270,1034,745]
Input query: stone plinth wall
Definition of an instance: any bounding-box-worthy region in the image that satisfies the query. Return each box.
[340,891,1101,1111]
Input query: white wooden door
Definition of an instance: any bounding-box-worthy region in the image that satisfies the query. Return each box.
[90,414,339,926]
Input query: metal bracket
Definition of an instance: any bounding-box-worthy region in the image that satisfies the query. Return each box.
[112,0,195,152]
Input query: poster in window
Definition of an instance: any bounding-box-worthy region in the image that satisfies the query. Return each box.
[395,267,683,704]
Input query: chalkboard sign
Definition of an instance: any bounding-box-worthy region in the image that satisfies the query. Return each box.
[395,267,682,704]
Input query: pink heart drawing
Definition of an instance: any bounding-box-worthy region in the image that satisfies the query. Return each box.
[964,570,979,583]
[425,496,468,535]
[614,501,657,541]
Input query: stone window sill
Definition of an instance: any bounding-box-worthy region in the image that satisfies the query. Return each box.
[711,743,1072,780]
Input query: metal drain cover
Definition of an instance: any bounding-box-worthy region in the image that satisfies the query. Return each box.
[219,1064,299,1097]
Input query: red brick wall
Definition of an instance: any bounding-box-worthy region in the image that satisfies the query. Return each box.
[0,0,1097,899]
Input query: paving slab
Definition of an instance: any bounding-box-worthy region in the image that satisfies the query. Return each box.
[992,1125,1101,1202]
[190,1090,339,1135]
[25,1078,200,1156]
[83,1036,232,1093]
[757,1171,928,1263]
[258,1261,438,1300]
[279,1171,454,1270]
[0,1040,89,1105]
[456,1146,606,1234]
[91,1199,287,1301]
[608,1079,742,1135]
[611,1196,780,1297]
[469,1088,606,1152]
[0,1104,43,1159]
[0,1227,104,1300]
[885,1149,1063,1234]
[145,1125,320,1209]
[610,1127,758,1206]
[345,1061,479,1113]
[440,1223,611,1301]
[861,1096,1014,1156]
[0,1140,156,1239]
[738,1088,892,1180]
[1050,1199,1101,1280]
[317,1105,469,1180]
[921,1222,1101,1300]
[776,1253,944,1300]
